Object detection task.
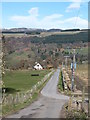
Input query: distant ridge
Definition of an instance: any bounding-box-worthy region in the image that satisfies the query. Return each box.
[1,28,88,34]
[2,28,46,34]
[47,29,61,32]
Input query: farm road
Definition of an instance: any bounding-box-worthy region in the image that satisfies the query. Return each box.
[7,68,69,118]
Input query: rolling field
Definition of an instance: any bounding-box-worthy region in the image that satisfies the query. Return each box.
[3,69,50,94]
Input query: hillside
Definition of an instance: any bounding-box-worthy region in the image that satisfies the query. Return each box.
[2,29,88,70]
[31,31,88,44]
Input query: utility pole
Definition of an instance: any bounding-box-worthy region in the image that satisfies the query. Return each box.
[62,62,63,70]
[65,57,67,69]
[64,56,70,71]
[71,49,76,91]
[81,86,85,111]
[73,49,76,65]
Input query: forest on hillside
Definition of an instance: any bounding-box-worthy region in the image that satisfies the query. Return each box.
[31,31,88,44]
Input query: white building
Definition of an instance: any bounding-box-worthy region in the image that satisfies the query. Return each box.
[34,63,43,70]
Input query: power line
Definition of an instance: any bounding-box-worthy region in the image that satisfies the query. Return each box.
[70,2,83,91]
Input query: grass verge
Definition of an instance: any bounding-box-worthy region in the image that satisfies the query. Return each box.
[58,71,64,92]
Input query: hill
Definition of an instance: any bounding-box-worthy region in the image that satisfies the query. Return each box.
[30,31,88,44]
[2,29,88,69]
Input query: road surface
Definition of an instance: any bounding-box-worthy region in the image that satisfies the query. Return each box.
[7,68,69,118]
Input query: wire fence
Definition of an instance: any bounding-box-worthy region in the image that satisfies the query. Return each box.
[2,70,54,106]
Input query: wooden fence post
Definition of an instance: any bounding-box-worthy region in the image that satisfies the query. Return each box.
[68,91,72,111]
[82,86,85,112]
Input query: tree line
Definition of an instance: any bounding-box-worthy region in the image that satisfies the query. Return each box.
[31,32,88,44]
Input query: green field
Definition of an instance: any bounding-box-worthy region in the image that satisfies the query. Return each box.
[2,69,53,116]
[76,47,88,55]
[64,47,88,55]
[3,69,50,94]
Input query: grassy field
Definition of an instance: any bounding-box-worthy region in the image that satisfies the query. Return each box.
[76,47,88,55]
[64,47,88,56]
[75,63,88,85]
[68,63,88,84]
[40,31,81,37]
[3,69,50,94]
[2,69,53,116]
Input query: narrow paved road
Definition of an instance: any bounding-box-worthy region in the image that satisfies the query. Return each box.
[8,68,69,118]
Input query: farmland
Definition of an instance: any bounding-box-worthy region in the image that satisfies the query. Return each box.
[3,69,50,94]
[75,63,88,86]
[67,63,88,92]
[2,69,53,116]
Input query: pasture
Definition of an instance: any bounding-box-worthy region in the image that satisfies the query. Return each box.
[75,63,88,85]
[3,69,50,94]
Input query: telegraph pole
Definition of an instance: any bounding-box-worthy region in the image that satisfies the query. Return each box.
[71,49,76,91]
[64,56,70,71]
[62,62,63,70]
[73,49,76,65]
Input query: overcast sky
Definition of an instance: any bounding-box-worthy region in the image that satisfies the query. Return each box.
[1,1,89,29]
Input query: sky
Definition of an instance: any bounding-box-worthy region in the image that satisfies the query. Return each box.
[1,1,89,29]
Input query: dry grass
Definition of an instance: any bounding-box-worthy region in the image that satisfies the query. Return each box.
[40,31,81,37]
[2,31,82,38]
[75,64,88,85]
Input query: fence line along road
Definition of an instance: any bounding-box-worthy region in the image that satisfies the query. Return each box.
[2,70,54,106]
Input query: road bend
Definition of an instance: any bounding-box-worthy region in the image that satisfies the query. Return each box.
[7,68,69,118]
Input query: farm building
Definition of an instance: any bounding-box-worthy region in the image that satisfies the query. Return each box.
[47,64,53,69]
[34,62,43,70]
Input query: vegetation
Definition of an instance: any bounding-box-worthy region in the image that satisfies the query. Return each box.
[26,31,40,35]
[3,70,50,94]
[75,63,88,85]
[31,31,88,44]
[61,29,80,32]
[66,110,87,120]
[58,71,64,91]
[2,30,88,69]
[2,70,54,116]
[76,47,88,55]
